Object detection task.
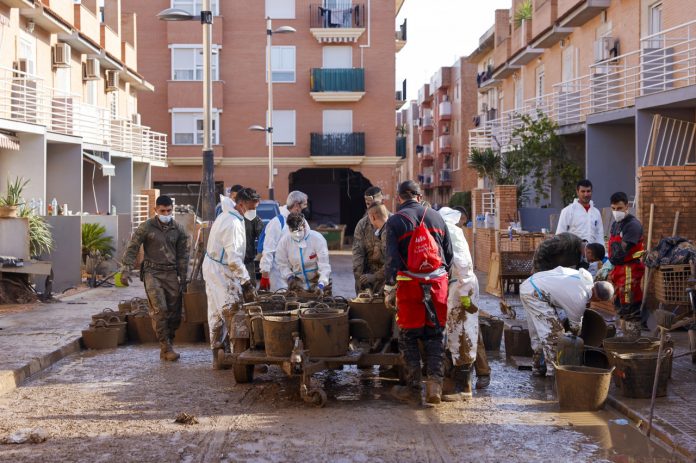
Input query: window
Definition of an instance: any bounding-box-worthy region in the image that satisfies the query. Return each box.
[535,65,545,100]
[18,31,36,75]
[172,110,220,145]
[270,46,295,83]
[85,80,98,105]
[647,2,663,48]
[322,46,351,68]
[265,0,295,19]
[109,92,118,119]
[171,0,219,16]
[514,76,523,109]
[55,67,70,95]
[323,110,352,133]
[561,45,576,90]
[171,46,220,81]
[270,110,296,145]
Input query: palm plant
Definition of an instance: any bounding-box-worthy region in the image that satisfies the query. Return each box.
[18,206,54,257]
[468,147,501,186]
[514,0,533,28]
[81,223,115,262]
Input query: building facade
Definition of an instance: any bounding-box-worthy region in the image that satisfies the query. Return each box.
[127,0,406,233]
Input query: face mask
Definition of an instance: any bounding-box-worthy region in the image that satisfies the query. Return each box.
[244,209,257,221]
[158,214,173,224]
[612,210,626,222]
[301,207,310,217]
[291,230,304,241]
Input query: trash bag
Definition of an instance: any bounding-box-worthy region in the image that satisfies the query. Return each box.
[644,236,696,268]
[533,232,584,272]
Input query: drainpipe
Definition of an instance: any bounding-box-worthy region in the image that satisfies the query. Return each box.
[359,0,371,68]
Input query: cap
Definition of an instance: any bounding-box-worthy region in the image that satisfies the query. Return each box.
[398,180,421,197]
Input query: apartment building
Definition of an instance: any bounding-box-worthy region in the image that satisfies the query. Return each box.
[469,0,696,212]
[126,0,406,233]
[408,58,479,206]
[0,0,166,290]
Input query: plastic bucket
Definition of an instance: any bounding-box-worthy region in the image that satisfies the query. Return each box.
[479,317,504,351]
[504,325,534,357]
[604,336,674,378]
[555,365,614,411]
[91,315,127,345]
[348,296,392,340]
[300,309,350,357]
[128,310,158,344]
[174,322,204,343]
[82,320,119,350]
[613,350,671,399]
[183,280,208,324]
[263,314,300,357]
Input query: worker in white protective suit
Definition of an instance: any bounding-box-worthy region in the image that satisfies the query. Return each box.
[438,207,480,401]
[203,188,260,369]
[520,267,614,377]
[259,191,309,292]
[275,212,331,296]
[555,179,604,244]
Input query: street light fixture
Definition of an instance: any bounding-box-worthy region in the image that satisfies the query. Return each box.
[249,19,296,201]
[158,3,216,222]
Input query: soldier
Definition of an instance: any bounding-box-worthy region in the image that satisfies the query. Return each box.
[121,195,189,361]
[352,186,385,293]
[362,203,390,294]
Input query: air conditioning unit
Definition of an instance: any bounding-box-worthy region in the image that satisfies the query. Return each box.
[13,59,28,76]
[105,70,119,92]
[52,43,71,68]
[131,113,141,125]
[82,58,100,81]
[594,37,616,62]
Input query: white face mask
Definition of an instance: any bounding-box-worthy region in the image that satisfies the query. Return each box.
[244,209,257,221]
[158,214,173,224]
[291,230,304,241]
[612,210,627,222]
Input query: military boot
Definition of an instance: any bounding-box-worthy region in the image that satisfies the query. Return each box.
[160,340,180,361]
[424,378,442,404]
[390,385,422,405]
[442,366,472,402]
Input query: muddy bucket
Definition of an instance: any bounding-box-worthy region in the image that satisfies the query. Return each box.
[613,351,672,399]
[348,293,392,340]
[175,322,204,343]
[183,280,208,324]
[92,308,125,323]
[583,347,610,370]
[300,308,350,357]
[128,310,158,344]
[91,315,127,345]
[82,320,119,350]
[480,316,504,351]
[604,336,674,378]
[504,325,534,357]
[262,314,300,357]
[555,365,614,411]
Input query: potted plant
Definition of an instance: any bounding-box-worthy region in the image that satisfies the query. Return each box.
[0,176,29,218]
[18,206,54,258]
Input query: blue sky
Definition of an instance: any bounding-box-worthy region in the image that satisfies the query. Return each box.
[396,0,511,100]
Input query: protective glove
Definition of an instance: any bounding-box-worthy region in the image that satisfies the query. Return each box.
[118,266,133,286]
[358,273,376,288]
[384,285,396,311]
[241,280,257,303]
[287,276,304,291]
[259,276,270,291]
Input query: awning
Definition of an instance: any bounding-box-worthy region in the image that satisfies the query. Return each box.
[0,132,20,151]
[83,152,115,176]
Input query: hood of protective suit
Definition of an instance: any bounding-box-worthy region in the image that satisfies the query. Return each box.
[219,194,236,215]
[438,207,461,225]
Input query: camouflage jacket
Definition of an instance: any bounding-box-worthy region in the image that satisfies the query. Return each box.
[352,214,384,278]
[122,217,189,278]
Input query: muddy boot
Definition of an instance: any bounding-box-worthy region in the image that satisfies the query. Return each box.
[476,375,491,390]
[442,367,472,402]
[532,350,546,377]
[391,385,422,405]
[160,341,180,361]
[211,346,223,370]
[689,329,696,364]
[424,379,443,405]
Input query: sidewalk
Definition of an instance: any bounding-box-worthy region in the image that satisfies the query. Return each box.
[0,281,144,394]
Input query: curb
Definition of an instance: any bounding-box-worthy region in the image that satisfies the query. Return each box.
[0,337,82,396]
[606,393,694,462]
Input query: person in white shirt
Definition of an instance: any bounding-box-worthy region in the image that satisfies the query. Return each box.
[276,212,331,296]
[202,188,260,369]
[259,190,309,291]
[555,179,604,244]
[520,266,614,377]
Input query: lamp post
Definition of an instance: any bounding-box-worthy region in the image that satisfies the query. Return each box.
[158,2,215,221]
[249,19,295,201]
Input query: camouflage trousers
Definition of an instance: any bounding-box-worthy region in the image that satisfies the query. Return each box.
[143,270,182,343]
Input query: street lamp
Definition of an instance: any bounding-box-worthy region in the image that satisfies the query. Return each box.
[158,3,216,222]
[249,19,295,201]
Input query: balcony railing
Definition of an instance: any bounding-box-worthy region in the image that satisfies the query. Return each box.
[440,169,452,183]
[310,132,365,156]
[438,101,452,120]
[439,134,451,150]
[396,136,407,158]
[421,115,433,130]
[309,3,366,28]
[0,66,167,164]
[310,68,365,92]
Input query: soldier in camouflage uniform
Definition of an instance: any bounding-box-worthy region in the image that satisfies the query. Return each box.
[121,195,189,361]
[352,186,386,293]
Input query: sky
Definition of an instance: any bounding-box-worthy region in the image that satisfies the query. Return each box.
[396,0,512,101]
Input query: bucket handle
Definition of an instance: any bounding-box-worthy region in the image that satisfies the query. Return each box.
[248,314,263,347]
[106,315,122,324]
[551,359,616,374]
[92,319,109,329]
[349,319,375,341]
[510,325,524,332]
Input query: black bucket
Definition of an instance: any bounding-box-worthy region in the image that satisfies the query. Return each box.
[480,316,504,351]
[583,346,610,369]
[613,350,672,399]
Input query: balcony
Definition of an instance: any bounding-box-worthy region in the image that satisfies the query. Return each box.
[100,24,121,59]
[440,169,452,185]
[430,67,451,93]
[396,136,407,159]
[419,142,434,160]
[421,115,433,131]
[310,132,365,156]
[395,19,407,53]
[511,19,534,57]
[418,84,432,105]
[438,101,452,120]
[310,68,365,102]
[439,134,452,151]
[309,4,366,43]
[493,36,513,77]
[559,0,611,28]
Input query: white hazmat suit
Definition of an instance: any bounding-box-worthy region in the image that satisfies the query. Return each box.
[259,205,291,291]
[202,208,250,349]
[439,207,479,366]
[555,199,604,244]
[275,229,331,290]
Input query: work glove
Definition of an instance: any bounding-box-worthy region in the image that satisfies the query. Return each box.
[287,276,304,292]
[314,283,325,298]
[358,273,376,288]
[384,285,396,312]
[259,275,270,291]
[118,266,133,286]
[241,280,257,303]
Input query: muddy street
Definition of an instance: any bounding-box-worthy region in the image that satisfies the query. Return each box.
[0,255,677,462]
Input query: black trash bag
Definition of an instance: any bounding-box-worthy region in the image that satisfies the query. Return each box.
[644,236,696,268]
[533,232,584,272]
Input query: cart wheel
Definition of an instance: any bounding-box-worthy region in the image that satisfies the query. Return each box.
[308,389,327,408]
[232,338,254,383]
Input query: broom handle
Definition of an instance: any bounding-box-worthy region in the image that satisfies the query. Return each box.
[639,204,654,314]
[647,326,666,437]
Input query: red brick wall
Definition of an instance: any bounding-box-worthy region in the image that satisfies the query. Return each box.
[475,228,496,273]
[495,185,518,227]
[637,166,696,248]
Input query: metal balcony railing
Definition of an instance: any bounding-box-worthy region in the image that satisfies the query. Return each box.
[439,134,451,150]
[440,169,452,182]
[438,100,452,119]
[310,132,365,156]
[310,68,365,92]
[0,66,167,164]
[309,3,366,28]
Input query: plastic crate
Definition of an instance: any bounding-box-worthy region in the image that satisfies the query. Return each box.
[654,264,691,304]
